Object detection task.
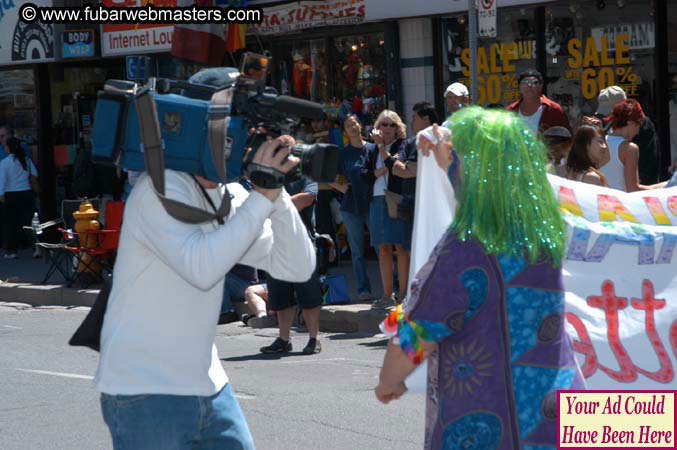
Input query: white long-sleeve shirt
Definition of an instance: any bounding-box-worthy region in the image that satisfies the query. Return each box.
[95,170,315,396]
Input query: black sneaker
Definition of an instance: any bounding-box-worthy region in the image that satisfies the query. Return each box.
[302,338,322,355]
[260,337,292,354]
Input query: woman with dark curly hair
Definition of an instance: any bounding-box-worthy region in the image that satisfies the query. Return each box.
[0,137,37,259]
[565,125,609,187]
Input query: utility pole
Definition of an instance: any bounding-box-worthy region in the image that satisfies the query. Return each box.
[468,0,478,102]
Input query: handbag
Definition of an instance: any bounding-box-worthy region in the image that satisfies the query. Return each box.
[384,190,403,220]
[29,175,40,194]
[68,278,111,352]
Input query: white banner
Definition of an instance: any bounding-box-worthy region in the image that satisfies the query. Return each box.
[411,158,677,391]
[478,0,497,38]
[0,0,55,66]
[552,176,677,390]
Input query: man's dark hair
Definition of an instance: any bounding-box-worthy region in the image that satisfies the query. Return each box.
[412,102,438,125]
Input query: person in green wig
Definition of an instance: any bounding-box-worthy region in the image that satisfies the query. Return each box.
[375,106,586,450]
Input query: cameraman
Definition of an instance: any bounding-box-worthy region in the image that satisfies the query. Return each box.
[95,135,315,450]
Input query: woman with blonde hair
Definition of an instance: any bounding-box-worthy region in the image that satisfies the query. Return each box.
[360,110,410,308]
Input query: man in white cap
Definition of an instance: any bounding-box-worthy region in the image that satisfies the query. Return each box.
[444,82,470,117]
[594,85,659,184]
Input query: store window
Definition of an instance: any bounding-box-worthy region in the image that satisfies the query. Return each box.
[442,8,537,108]
[0,69,37,144]
[270,32,387,127]
[668,1,677,165]
[544,0,655,125]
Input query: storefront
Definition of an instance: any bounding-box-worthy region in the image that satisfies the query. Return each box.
[434,0,672,174]
[248,0,398,131]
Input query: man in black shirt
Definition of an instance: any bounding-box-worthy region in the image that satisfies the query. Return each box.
[260,176,323,355]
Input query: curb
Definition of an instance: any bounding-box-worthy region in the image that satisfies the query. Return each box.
[0,283,98,307]
[0,283,388,334]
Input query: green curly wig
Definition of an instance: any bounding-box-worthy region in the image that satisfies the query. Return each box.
[447,106,566,266]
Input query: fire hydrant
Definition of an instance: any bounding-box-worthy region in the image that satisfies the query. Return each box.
[72,198,101,276]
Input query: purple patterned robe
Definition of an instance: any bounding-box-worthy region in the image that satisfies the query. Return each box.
[405,232,586,450]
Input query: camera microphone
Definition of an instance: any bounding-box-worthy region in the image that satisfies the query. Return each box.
[274,95,326,120]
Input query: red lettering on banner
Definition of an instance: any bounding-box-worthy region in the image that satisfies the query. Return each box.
[586,281,636,382]
[566,279,676,383]
[631,280,674,382]
[566,312,598,377]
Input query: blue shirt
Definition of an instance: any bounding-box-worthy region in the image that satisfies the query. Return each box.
[338,143,372,216]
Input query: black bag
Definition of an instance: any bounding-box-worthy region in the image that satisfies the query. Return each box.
[68,278,111,352]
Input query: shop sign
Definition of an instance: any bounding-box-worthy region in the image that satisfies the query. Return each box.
[591,23,654,51]
[565,33,640,100]
[126,55,150,80]
[0,0,55,66]
[251,0,366,35]
[450,40,535,105]
[63,29,95,58]
[478,0,497,39]
[101,0,176,57]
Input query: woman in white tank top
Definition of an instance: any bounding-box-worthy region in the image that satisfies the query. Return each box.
[565,125,609,187]
[602,99,667,191]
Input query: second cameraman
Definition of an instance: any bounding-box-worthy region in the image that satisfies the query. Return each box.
[95,135,315,450]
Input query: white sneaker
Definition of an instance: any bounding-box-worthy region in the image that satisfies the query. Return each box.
[3,253,17,259]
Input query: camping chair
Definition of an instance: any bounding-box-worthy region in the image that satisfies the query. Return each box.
[27,198,102,286]
[62,200,124,288]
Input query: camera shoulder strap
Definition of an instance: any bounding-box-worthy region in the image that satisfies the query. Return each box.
[135,86,233,224]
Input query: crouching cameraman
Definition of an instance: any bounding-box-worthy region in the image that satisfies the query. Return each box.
[95,135,315,450]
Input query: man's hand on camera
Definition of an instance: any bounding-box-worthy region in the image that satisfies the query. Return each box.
[251,135,299,202]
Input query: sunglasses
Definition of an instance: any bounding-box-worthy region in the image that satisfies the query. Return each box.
[520,79,541,87]
[380,122,397,128]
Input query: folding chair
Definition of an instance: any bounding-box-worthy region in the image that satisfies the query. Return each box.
[62,199,124,288]
[27,198,103,286]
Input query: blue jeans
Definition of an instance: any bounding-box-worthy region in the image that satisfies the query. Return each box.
[100,383,255,450]
[221,273,251,314]
[341,210,371,295]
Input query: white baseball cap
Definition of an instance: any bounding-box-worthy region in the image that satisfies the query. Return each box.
[445,82,469,97]
[596,85,627,116]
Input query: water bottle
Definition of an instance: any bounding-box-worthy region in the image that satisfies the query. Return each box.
[32,212,41,235]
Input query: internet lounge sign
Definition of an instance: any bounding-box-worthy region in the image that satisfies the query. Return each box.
[101,0,176,56]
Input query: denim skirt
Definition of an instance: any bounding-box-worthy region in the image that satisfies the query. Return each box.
[369,196,408,249]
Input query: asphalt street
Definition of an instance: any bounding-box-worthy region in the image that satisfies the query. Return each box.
[0,302,424,450]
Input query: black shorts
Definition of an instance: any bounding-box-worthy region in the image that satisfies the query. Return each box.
[267,268,323,311]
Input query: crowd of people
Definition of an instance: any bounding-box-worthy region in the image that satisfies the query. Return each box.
[3,64,677,449]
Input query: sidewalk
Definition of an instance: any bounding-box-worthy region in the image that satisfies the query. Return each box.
[0,248,391,333]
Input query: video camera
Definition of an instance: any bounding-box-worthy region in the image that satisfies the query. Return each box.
[92,53,339,187]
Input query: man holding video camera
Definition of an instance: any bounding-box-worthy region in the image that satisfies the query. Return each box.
[94,131,316,449]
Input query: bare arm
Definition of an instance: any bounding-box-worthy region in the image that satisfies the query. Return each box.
[619,142,664,191]
[392,160,417,178]
[375,337,436,404]
[290,192,315,211]
[582,170,605,187]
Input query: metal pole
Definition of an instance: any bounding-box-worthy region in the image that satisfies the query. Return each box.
[468,0,478,103]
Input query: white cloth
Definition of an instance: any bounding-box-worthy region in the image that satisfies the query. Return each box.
[0,155,37,195]
[600,135,627,191]
[373,143,391,197]
[95,171,316,396]
[518,104,544,134]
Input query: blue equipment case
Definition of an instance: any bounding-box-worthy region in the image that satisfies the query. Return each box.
[92,88,249,183]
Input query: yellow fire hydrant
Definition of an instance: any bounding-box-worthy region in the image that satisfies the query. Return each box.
[72,198,101,276]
